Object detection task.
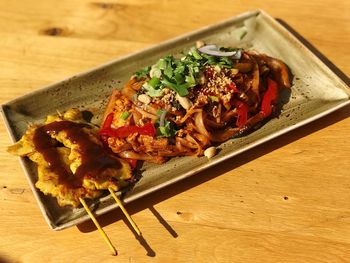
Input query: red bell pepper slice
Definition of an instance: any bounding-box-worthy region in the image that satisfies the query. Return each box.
[99,112,144,170]
[99,110,156,138]
[101,112,114,130]
[260,78,278,117]
[236,101,249,128]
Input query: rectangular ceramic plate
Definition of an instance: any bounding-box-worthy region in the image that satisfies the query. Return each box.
[2,10,349,230]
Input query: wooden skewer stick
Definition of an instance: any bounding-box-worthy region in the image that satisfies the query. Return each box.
[79,197,117,256]
[108,188,142,236]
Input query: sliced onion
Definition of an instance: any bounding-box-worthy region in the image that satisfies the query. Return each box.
[222,109,237,122]
[194,111,211,139]
[118,150,165,164]
[204,118,226,129]
[159,110,167,127]
[134,107,158,120]
[193,132,210,146]
[198,45,241,59]
[132,109,142,125]
[143,104,158,115]
[175,139,195,156]
[176,137,197,149]
[185,133,203,156]
[176,108,202,124]
[231,49,242,60]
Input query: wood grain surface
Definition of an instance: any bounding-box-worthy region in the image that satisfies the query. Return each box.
[0,1,349,262]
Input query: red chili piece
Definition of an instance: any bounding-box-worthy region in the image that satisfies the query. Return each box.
[260,78,278,117]
[236,101,249,128]
[125,158,137,169]
[101,112,114,130]
[204,68,214,79]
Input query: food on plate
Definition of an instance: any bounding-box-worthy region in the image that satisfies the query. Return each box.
[7,42,292,207]
[8,108,132,207]
[100,43,292,164]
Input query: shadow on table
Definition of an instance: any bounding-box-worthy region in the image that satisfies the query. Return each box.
[76,102,350,256]
[0,255,12,263]
[76,19,350,257]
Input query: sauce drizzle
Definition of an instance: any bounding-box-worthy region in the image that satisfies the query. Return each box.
[33,121,121,188]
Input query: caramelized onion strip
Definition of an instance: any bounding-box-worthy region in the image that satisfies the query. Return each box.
[134,107,158,120]
[194,111,211,139]
[118,150,165,164]
[177,108,202,124]
[185,134,203,156]
[211,128,240,142]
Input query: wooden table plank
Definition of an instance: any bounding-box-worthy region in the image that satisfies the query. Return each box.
[0,1,349,262]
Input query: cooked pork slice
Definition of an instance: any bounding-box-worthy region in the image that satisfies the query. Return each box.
[8,126,101,207]
[43,110,133,192]
[8,108,133,207]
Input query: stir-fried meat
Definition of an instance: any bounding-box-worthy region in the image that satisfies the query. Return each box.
[33,147,102,207]
[8,109,133,207]
[8,125,101,207]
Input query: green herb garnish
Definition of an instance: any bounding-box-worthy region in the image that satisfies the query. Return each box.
[143,83,163,97]
[240,31,247,40]
[156,120,177,138]
[161,77,189,97]
[134,66,150,80]
[138,45,239,97]
[148,76,161,88]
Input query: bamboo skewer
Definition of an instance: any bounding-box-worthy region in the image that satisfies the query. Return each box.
[108,188,142,236]
[79,197,117,256]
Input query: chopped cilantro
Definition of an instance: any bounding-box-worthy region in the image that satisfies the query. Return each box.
[156,120,177,138]
[148,76,161,88]
[143,83,163,97]
[134,66,150,80]
[161,77,189,97]
[136,45,238,97]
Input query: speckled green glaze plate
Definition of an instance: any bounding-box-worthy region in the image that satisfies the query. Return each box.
[1,10,349,230]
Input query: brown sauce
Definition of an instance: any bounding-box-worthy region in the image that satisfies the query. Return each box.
[33,121,121,188]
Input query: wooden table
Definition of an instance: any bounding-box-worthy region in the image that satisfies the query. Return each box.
[1,1,349,262]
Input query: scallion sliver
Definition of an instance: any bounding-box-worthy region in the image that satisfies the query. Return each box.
[120,112,130,120]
